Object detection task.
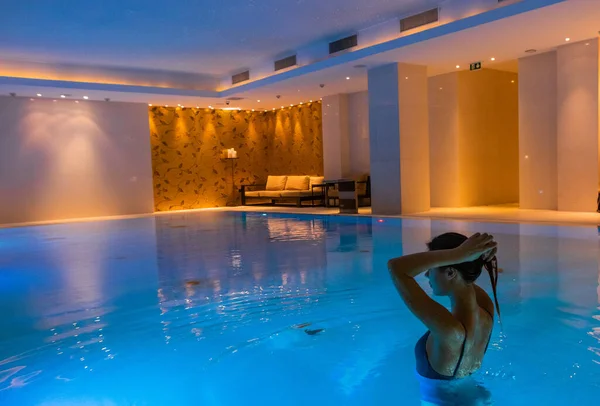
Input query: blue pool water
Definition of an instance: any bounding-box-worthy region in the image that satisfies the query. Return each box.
[0,212,599,405]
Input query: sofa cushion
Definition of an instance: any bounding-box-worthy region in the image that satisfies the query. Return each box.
[244,191,261,198]
[285,176,310,190]
[309,176,324,189]
[280,190,313,197]
[266,176,287,191]
[260,191,282,198]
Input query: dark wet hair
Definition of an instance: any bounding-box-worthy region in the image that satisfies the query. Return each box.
[427,232,500,318]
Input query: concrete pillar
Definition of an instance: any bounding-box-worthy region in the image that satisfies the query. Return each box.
[321,94,350,180]
[557,38,600,212]
[518,51,558,210]
[368,63,430,215]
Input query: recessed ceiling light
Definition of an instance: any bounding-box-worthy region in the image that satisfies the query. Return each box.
[319,98,322,100]
[196,105,199,108]
[83,96,89,100]
[309,100,313,102]
[75,100,79,103]
[300,102,303,105]
[565,37,570,42]
[281,106,284,108]
[208,105,213,109]
[346,77,350,80]
[490,57,496,61]
[165,105,169,107]
[177,104,181,107]
[36,93,42,97]
[439,87,443,90]
[148,104,153,106]
[53,100,57,102]
[272,108,275,110]
[257,100,261,102]
[30,98,34,101]
[511,80,515,83]
[60,94,66,98]
[585,42,590,46]
[456,65,460,69]
[252,109,255,112]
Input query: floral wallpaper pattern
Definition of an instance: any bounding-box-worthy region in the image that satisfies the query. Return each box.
[149,102,323,211]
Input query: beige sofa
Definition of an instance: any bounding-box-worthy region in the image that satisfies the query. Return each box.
[241,175,325,207]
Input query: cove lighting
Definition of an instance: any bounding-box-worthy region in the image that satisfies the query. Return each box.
[221,107,240,111]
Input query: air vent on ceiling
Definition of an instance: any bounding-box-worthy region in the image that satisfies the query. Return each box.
[329,34,358,55]
[274,55,297,71]
[227,97,244,101]
[232,70,250,85]
[400,8,439,32]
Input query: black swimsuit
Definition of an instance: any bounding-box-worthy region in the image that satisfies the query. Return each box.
[415,309,493,380]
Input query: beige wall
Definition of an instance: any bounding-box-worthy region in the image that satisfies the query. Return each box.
[429,73,460,207]
[0,97,154,225]
[322,94,350,180]
[429,69,519,207]
[458,69,519,206]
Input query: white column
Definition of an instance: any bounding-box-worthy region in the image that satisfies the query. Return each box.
[518,51,558,210]
[557,39,600,212]
[321,94,350,180]
[368,63,430,215]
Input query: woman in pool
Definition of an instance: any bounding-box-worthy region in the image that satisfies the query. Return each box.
[388,232,500,381]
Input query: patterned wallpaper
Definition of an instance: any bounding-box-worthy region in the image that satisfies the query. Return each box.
[149,102,323,211]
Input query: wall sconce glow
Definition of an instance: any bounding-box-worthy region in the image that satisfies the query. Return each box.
[165,105,169,107]
[281,106,284,109]
[60,94,66,98]
[252,109,255,112]
[177,104,181,107]
[525,155,529,159]
[565,37,570,42]
[36,93,42,97]
[83,96,89,100]
[148,104,153,106]
[289,104,293,107]
[490,57,496,61]
[300,102,303,105]
[257,100,261,102]
[511,80,515,83]
[196,106,199,108]
[309,100,313,103]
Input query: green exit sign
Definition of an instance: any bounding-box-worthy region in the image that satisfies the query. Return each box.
[470,62,482,71]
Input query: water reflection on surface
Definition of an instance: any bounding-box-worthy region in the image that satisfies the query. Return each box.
[0,212,599,405]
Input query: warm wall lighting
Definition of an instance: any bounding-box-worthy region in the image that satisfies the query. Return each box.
[53,100,57,102]
[455,65,460,69]
[439,87,443,90]
[525,155,529,159]
[300,102,303,105]
[165,105,169,107]
[511,80,515,83]
[208,105,213,109]
[252,109,255,111]
[490,57,496,61]
[75,100,79,103]
[346,76,350,80]
[309,99,313,102]
[83,96,89,100]
[30,98,34,101]
[196,105,199,108]
[565,37,570,42]
[36,93,42,97]
[177,104,181,107]
[281,105,284,108]
[257,99,261,102]
[148,103,153,106]
[290,104,293,107]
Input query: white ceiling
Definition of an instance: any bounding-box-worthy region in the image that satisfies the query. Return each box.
[0,0,439,76]
[1,0,598,111]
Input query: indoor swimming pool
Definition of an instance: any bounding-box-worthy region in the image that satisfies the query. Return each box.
[0,212,598,405]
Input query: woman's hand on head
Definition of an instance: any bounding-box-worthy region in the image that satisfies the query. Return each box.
[455,233,497,263]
